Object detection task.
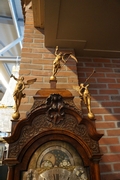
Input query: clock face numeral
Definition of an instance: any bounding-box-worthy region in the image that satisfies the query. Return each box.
[53,174,59,180]
[53,174,70,180]
[39,168,71,180]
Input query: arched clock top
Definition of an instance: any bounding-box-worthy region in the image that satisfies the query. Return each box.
[3,88,103,180]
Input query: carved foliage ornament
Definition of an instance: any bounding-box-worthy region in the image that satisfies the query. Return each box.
[46,94,65,124]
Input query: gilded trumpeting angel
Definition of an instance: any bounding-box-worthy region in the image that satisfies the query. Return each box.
[73,70,96,119]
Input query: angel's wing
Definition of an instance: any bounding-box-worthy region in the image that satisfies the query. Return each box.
[62,53,78,63]
[70,54,78,62]
[62,53,71,60]
[26,78,37,85]
[73,85,80,92]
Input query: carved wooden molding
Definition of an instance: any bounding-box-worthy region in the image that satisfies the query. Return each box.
[4,94,103,159]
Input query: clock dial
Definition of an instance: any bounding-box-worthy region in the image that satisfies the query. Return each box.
[42,153,56,166]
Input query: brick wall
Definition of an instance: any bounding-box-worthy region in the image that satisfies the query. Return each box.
[77,57,120,179]
[19,8,120,180]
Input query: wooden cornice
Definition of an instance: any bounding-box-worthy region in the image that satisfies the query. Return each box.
[32,0,45,28]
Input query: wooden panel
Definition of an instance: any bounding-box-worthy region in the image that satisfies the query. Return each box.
[32,0,45,28]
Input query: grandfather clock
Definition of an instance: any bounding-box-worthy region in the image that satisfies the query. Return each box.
[3,87,103,180]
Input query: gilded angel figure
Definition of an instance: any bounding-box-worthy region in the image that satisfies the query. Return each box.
[50,46,78,80]
[10,74,37,119]
[73,70,96,119]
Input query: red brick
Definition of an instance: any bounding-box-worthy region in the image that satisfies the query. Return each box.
[117,79,120,83]
[67,65,78,71]
[101,173,120,180]
[34,28,44,34]
[113,163,120,171]
[85,62,103,67]
[26,17,33,21]
[43,65,52,70]
[77,72,86,77]
[24,25,34,29]
[23,42,33,47]
[104,115,120,121]
[109,145,120,153]
[21,53,42,58]
[19,69,31,75]
[68,77,79,83]
[23,76,38,81]
[102,102,120,107]
[96,122,115,129]
[108,84,120,89]
[97,78,116,83]
[58,71,78,77]
[93,58,111,63]
[36,83,50,89]
[89,83,107,89]
[34,39,44,43]
[99,89,119,94]
[91,101,101,107]
[100,146,108,153]
[97,130,105,135]
[78,67,95,72]
[99,137,119,145]
[106,73,120,78]
[101,154,120,163]
[35,76,43,82]
[43,54,55,59]
[19,104,32,112]
[92,108,112,114]
[31,70,51,76]
[57,84,74,89]
[113,108,120,113]
[95,67,113,72]
[104,63,120,68]
[92,95,109,101]
[20,64,42,70]
[31,43,44,47]
[32,48,47,53]
[21,97,29,103]
[25,33,43,39]
[24,28,34,33]
[95,115,103,121]
[107,129,120,136]
[21,58,31,63]
[32,59,52,64]
[112,59,120,63]
[24,89,38,96]
[89,89,98,95]
[23,37,33,43]
[22,48,32,53]
[100,163,112,173]
[77,57,93,62]
[79,77,96,83]
[25,20,34,25]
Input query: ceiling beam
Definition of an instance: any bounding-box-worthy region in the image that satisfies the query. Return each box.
[0,16,12,21]
[8,0,23,49]
[0,37,23,56]
[0,56,21,62]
